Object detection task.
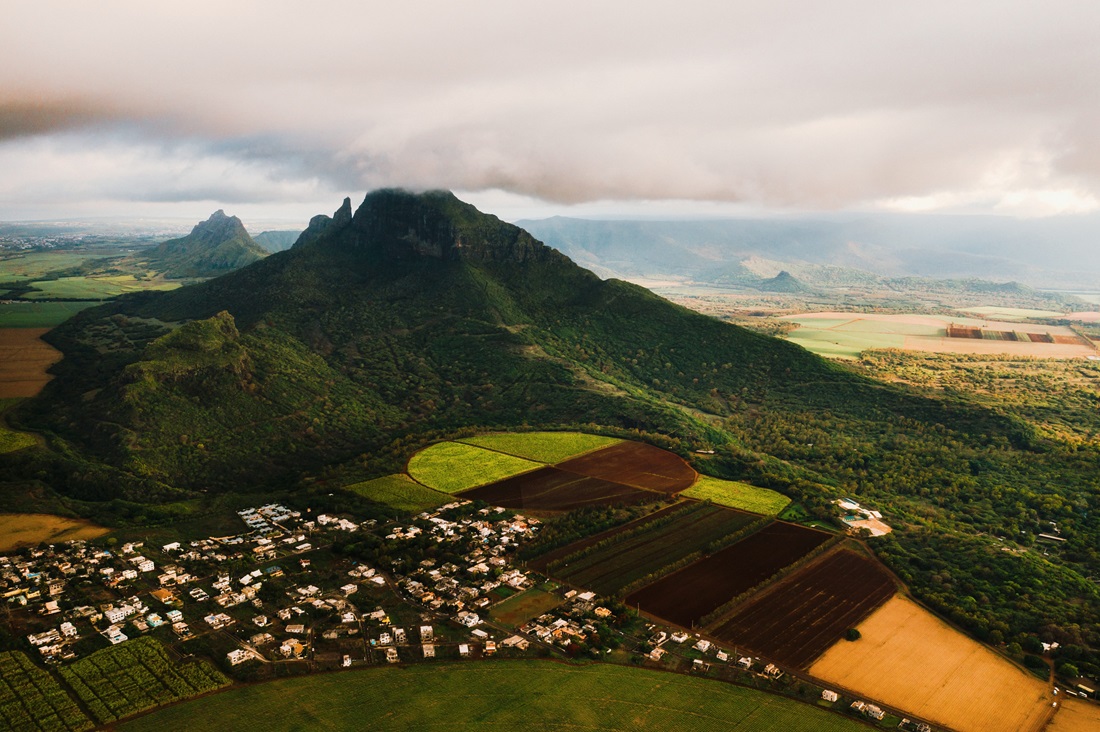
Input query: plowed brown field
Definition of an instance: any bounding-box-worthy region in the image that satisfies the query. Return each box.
[1046,697,1100,732]
[556,442,696,493]
[710,549,895,668]
[459,467,655,511]
[625,521,831,628]
[0,328,61,398]
[810,595,1053,732]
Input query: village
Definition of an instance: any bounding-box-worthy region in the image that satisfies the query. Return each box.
[1,497,944,730]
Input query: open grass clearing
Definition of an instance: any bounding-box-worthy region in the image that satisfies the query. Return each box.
[407,441,540,493]
[0,398,36,453]
[0,328,62,398]
[118,660,869,732]
[683,475,790,514]
[0,301,95,328]
[25,275,180,300]
[809,595,1052,732]
[489,589,564,627]
[0,514,109,551]
[344,474,449,513]
[459,431,621,463]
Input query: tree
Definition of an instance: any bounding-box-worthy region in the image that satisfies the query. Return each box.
[845,628,861,642]
[1057,662,1080,679]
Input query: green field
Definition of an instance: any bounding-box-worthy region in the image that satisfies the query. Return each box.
[25,275,180,300]
[0,301,96,328]
[0,651,92,732]
[683,475,791,515]
[489,589,564,626]
[0,251,114,281]
[58,637,228,724]
[459,431,621,463]
[119,661,866,732]
[407,442,539,493]
[785,327,906,359]
[345,473,450,513]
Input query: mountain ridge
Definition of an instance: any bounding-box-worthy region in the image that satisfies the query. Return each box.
[144,209,268,278]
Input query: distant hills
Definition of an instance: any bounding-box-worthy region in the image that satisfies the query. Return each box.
[144,210,268,278]
[253,230,300,253]
[518,214,1100,290]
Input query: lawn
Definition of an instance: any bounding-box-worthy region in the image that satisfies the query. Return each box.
[682,475,791,515]
[407,442,539,493]
[119,661,868,732]
[489,589,563,627]
[459,431,621,463]
[0,301,96,328]
[344,474,450,513]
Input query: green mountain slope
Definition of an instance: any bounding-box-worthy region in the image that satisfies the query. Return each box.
[145,210,267,278]
[8,190,1100,671]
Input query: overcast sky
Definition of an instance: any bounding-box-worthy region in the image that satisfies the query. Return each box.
[3,1,1100,226]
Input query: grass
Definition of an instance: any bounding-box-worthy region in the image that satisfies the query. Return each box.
[0,399,36,453]
[459,431,621,463]
[489,589,564,627]
[785,328,906,359]
[0,513,109,552]
[407,442,539,493]
[344,474,450,513]
[0,301,96,328]
[0,650,93,732]
[25,275,180,300]
[683,475,791,515]
[118,660,868,732]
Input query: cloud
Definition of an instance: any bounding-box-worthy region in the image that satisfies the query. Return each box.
[2,1,1100,217]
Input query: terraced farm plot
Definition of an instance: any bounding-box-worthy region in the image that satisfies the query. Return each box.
[626,521,832,628]
[550,503,759,596]
[556,441,696,493]
[118,660,869,732]
[459,431,621,463]
[682,475,791,514]
[0,651,92,732]
[810,595,1052,732]
[407,442,540,493]
[711,550,896,668]
[345,474,449,513]
[59,637,228,724]
[459,467,655,511]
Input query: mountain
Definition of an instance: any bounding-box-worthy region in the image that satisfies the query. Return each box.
[144,210,267,278]
[254,230,301,253]
[518,214,1100,289]
[24,189,961,496]
[757,270,810,293]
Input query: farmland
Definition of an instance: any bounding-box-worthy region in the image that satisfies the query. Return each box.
[459,431,621,463]
[0,651,92,732]
[344,473,449,513]
[0,301,95,328]
[547,503,761,596]
[782,311,1096,358]
[460,466,656,511]
[682,475,791,514]
[0,328,62,398]
[711,550,896,668]
[118,660,870,732]
[58,637,228,724]
[24,274,180,300]
[406,441,539,493]
[1047,697,1100,732]
[0,514,109,552]
[556,441,696,493]
[626,521,832,628]
[489,589,564,626]
[809,595,1052,732]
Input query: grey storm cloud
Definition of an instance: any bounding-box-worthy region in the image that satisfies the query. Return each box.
[2,0,1100,217]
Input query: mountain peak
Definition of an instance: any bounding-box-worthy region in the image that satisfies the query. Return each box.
[298,188,563,266]
[147,209,266,278]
